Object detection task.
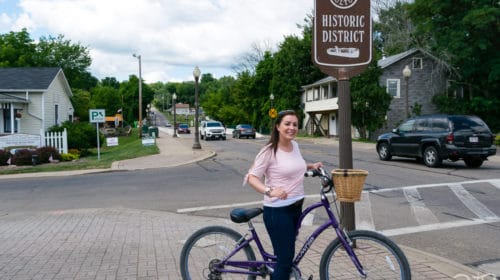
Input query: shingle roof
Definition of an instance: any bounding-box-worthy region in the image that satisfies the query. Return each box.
[377,49,419,69]
[0,67,62,90]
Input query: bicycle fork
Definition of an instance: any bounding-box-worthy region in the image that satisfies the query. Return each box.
[336,227,368,277]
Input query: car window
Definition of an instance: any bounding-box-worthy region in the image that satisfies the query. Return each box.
[398,119,415,133]
[414,118,429,132]
[240,124,252,129]
[207,122,222,127]
[450,116,490,132]
[431,118,449,132]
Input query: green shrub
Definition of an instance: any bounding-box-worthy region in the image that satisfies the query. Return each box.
[36,146,62,163]
[61,153,79,161]
[13,149,34,166]
[48,121,104,155]
[495,134,500,146]
[0,149,11,166]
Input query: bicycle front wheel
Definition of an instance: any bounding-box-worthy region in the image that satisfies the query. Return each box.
[319,230,411,279]
[180,226,257,280]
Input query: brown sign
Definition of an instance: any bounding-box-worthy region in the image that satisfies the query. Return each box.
[313,0,371,78]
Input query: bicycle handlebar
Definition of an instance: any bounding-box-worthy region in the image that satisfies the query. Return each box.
[304,167,334,192]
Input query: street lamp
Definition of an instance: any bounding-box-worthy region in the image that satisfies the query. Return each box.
[402,65,412,118]
[133,53,143,137]
[192,66,202,150]
[172,93,178,137]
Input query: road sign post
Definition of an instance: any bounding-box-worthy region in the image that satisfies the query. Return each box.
[89,109,105,160]
[313,0,371,231]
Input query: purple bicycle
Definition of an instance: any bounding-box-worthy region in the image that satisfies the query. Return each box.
[180,167,411,279]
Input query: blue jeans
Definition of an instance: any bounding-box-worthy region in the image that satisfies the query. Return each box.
[263,199,303,280]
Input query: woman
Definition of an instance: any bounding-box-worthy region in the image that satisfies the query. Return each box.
[245,110,322,279]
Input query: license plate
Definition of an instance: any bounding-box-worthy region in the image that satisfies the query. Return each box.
[469,136,478,143]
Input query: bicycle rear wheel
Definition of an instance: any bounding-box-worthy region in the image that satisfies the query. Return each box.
[180,226,257,280]
[319,230,411,279]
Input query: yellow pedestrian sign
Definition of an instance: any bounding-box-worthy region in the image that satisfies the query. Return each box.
[269,108,277,119]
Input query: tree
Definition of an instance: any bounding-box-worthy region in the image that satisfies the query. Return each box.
[0,29,36,67]
[34,34,94,89]
[408,0,500,131]
[373,2,415,55]
[350,61,392,139]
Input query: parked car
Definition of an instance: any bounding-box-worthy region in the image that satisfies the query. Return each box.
[232,124,256,139]
[200,120,226,140]
[164,121,171,127]
[376,115,496,168]
[177,124,191,134]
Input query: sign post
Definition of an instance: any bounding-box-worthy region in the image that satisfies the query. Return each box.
[313,0,371,231]
[89,109,105,160]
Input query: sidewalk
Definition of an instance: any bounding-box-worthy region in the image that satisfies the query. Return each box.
[0,129,489,279]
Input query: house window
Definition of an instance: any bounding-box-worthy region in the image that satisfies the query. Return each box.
[322,85,328,100]
[55,104,59,125]
[3,109,20,133]
[386,79,400,98]
[412,57,423,69]
[314,88,320,101]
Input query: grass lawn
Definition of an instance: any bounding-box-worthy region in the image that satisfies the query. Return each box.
[0,128,159,175]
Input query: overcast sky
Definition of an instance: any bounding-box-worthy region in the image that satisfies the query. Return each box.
[1,0,313,83]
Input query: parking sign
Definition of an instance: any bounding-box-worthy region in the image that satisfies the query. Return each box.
[89,109,105,123]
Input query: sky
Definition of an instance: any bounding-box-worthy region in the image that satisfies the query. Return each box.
[0,0,313,83]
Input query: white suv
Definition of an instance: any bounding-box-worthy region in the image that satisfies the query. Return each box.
[200,120,226,140]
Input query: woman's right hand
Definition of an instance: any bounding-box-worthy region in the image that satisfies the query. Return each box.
[270,187,287,200]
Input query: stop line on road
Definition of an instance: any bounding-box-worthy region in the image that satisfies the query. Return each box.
[356,179,500,236]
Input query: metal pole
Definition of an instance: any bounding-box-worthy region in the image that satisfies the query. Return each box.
[173,95,177,138]
[133,54,143,138]
[405,76,409,118]
[337,69,355,232]
[192,75,201,149]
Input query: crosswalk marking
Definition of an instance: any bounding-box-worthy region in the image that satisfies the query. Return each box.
[177,179,500,236]
[380,217,500,237]
[403,187,439,225]
[355,192,375,230]
[449,183,497,220]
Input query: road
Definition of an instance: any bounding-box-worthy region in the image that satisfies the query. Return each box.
[1,134,499,276]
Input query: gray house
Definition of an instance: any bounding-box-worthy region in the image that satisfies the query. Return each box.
[0,67,73,149]
[301,48,451,139]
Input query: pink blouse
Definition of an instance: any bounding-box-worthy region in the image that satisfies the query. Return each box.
[245,140,307,207]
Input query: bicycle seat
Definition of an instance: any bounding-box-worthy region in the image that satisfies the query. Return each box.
[230,208,263,223]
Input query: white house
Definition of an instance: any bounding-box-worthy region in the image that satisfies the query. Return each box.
[301,48,451,140]
[0,67,73,149]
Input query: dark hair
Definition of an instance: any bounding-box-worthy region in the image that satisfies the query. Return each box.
[267,110,297,155]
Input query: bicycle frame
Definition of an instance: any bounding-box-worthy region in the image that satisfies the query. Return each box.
[214,189,367,278]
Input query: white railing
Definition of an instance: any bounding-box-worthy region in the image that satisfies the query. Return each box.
[43,128,68,154]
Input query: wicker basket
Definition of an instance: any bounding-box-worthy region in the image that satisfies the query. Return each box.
[331,169,369,202]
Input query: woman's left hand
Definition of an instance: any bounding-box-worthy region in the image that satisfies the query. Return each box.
[309,162,323,170]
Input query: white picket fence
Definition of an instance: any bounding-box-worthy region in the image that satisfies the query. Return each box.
[42,128,68,154]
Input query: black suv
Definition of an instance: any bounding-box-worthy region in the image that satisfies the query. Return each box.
[376,115,497,168]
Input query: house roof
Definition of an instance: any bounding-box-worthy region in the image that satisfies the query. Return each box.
[377,49,419,69]
[0,93,30,103]
[0,67,63,90]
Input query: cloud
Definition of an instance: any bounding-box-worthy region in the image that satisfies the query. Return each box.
[4,0,313,82]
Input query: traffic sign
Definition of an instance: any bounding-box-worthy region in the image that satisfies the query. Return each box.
[269,108,278,119]
[313,0,372,78]
[89,109,105,123]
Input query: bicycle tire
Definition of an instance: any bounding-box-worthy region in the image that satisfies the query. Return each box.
[319,230,411,279]
[180,226,257,280]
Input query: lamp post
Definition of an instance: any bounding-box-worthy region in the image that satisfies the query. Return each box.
[402,65,412,118]
[133,53,143,137]
[270,93,275,131]
[192,66,202,149]
[172,93,178,137]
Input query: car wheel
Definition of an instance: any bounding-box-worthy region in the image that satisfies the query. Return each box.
[252,135,256,139]
[222,136,226,140]
[377,142,392,161]
[201,134,204,140]
[423,146,442,167]
[464,157,484,168]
